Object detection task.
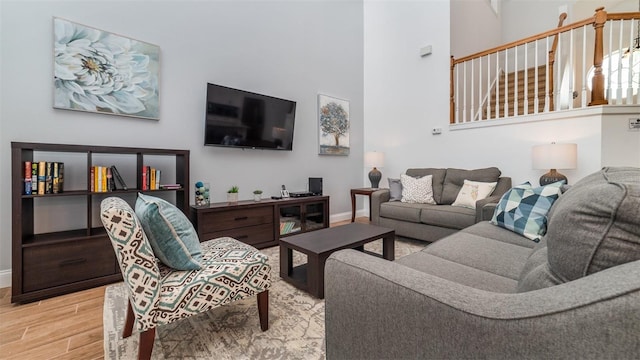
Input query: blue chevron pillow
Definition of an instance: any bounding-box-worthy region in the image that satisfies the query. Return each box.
[491,181,564,242]
[135,193,203,270]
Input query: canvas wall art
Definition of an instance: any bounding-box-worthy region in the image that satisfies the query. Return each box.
[53,17,160,120]
[318,94,350,156]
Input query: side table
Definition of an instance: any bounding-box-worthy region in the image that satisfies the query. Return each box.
[350,188,381,222]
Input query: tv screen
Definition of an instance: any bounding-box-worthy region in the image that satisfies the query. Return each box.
[204,83,296,150]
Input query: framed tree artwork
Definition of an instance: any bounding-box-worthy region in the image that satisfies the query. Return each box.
[318,94,350,156]
[53,17,160,120]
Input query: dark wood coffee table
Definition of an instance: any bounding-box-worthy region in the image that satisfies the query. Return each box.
[279,222,395,298]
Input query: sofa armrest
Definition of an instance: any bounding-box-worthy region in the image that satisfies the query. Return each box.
[325,249,640,360]
[370,189,390,225]
[474,177,511,222]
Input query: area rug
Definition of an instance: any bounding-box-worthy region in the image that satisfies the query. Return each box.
[103,238,425,359]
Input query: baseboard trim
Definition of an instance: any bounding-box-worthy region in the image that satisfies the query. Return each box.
[330,209,368,224]
[0,269,11,289]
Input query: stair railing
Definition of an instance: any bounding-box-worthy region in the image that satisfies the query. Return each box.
[450,7,639,125]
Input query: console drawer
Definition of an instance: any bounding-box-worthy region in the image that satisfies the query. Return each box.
[23,237,116,293]
[201,223,274,247]
[199,206,273,233]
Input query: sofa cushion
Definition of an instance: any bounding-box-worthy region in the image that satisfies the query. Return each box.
[491,181,563,242]
[406,168,447,204]
[419,205,475,230]
[451,180,498,209]
[545,167,640,282]
[422,231,532,280]
[459,221,537,249]
[441,167,502,205]
[379,202,424,223]
[400,174,436,204]
[396,251,518,293]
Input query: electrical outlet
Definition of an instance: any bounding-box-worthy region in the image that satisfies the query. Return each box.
[432,127,442,135]
[630,118,640,131]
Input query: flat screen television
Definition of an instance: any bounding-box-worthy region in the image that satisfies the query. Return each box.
[204,83,296,150]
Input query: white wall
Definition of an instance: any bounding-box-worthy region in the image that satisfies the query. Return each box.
[450,0,502,58]
[0,1,364,275]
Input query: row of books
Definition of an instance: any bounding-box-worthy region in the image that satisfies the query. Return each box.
[280,220,301,235]
[91,166,128,192]
[23,161,64,195]
[142,166,161,190]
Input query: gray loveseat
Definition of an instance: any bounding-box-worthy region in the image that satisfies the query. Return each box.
[326,167,640,359]
[372,167,512,242]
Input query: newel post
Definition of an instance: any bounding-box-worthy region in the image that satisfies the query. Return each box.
[450,56,455,124]
[590,7,608,106]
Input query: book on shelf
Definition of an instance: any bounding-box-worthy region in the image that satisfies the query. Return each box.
[110,165,128,190]
[58,163,64,193]
[52,162,60,194]
[159,184,182,190]
[142,166,148,190]
[106,167,114,191]
[24,161,32,195]
[90,166,95,192]
[36,161,45,195]
[150,167,156,190]
[31,162,38,193]
[44,162,53,194]
[155,169,160,190]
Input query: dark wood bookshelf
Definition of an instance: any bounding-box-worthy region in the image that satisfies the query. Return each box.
[11,142,190,303]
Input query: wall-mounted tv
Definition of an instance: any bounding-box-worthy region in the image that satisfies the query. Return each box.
[204,83,296,150]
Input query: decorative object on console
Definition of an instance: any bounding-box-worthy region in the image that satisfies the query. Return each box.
[53,18,160,120]
[364,151,385,188]
[318,94,350,156]
[227,185,239,204]
[532,142,577,186]
[253,189,263,202]
[195,181,210,206]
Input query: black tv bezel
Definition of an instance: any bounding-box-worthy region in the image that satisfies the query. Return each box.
[204,83,296,151]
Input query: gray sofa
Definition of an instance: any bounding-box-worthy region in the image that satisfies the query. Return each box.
[325,167,640,359]
[372,167,512,242]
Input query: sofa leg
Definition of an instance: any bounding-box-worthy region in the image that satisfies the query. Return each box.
[123,300,135,338]
[138,328,156,360]
[257,290,269,331]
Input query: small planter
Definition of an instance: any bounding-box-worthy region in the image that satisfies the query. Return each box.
[227,192,238,204]
[254,193,262,202]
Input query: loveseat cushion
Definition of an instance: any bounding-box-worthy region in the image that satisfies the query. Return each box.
[419,205,475,230]
[547,167,640,281]
[406,168,447,204]
[441,167,502,205]
[518,167,640,291]
[379,202,424,223]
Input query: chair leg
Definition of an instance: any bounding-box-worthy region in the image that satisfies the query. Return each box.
[123,299,135,338]
[138,328,156,360]
[257,290,269,331]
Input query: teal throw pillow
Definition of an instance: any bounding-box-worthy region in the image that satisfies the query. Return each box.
[135,193,203,270]
[491,181,564,242]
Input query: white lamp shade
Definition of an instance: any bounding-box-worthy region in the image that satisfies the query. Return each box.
[532,143,577,170]
[364,151,385,168]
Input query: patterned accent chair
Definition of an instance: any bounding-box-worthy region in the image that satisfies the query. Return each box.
[100,197,271,360]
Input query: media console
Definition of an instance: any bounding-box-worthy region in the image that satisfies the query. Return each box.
[190,196,329,249]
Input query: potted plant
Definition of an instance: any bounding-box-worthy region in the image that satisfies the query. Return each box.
[253,189,263,202]
[227,186,239,204]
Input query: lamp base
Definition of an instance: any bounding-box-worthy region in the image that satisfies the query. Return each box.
[368,167,381,188]
[539,169,568,186]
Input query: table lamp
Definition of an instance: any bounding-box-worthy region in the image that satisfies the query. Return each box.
[532,143,577,185]
[364,151,385,188]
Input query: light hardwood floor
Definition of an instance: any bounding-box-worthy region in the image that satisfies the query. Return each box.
[0,217,361,360]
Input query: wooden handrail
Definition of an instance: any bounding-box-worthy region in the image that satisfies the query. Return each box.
[453,17,595,64]
[548,13,568,112]
[606,12,640,21]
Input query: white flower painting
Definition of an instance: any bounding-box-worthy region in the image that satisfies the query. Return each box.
[53,18,160,120]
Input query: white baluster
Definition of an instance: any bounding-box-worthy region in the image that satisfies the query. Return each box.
[568,28,574,110]
[514,45,518,116]
[556,31,562,110]
[463,61,467,123]
[487,53,491,120]
[607,18,614,101]
[496,51,500,118]
[535,39,539,113]
[582,25,588,108]
[627,19,635,103]
[617,19,624,104]
[455,64,460,124]
[524,43,529,115]
[471,58,475,121]
[504,49,509,117]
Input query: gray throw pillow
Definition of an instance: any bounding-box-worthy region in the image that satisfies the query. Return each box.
[388,178,402,201]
